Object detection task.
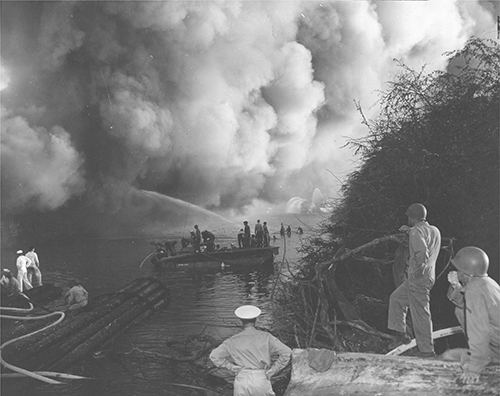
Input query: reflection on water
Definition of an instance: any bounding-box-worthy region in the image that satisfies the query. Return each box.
[1,214,322,395]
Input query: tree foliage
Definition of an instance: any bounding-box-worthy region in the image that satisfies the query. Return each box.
[328,37,499,280]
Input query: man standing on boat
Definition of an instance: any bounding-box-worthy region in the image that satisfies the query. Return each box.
[387,203,441,357]
[243,221,251,248]
[255,220,264,247]
[210,305,292,396]
[193,225,202,253]
[263,222,270,247]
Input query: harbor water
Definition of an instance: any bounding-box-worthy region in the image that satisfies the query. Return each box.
[1,214,324,396]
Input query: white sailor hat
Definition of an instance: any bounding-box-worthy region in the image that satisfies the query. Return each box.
[234,305,261,320]
[16,250,23,254]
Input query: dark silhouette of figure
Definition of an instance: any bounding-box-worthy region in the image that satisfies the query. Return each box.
[237,229,244,248]
[202,230,216,252]
[255,220,264,247]
[280,223,285,238]
[250,234,257,248]
[297,227,303,235]
[193,225,202,252]
[286,225,292,238]
[243,221,251,248]
[263,222,270,247]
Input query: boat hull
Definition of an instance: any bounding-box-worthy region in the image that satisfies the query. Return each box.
[151,246,279,270]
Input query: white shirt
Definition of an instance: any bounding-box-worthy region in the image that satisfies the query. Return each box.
[210,326,291,377]
[16,255,32,273]
[25,251,39,267]
[408,221,441,282]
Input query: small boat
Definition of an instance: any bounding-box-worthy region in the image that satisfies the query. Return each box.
[151,246,280,270]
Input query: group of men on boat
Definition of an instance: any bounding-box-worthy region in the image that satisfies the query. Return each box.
[237,220,271,249]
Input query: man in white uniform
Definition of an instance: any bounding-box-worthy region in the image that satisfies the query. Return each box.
[25,246,43,287]
[15,250,33,293]
[210,305,292,396]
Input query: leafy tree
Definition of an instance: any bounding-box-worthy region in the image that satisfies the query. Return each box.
[329,38,499,282]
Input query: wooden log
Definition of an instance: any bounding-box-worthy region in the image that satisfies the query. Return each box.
[19,281,165,370]
[284,349,500,396]
[49,288,167,370]
[4,278,159,365]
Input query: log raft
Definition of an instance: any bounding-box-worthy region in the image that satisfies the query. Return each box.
[2,278,168,372]
[285,349,500,396]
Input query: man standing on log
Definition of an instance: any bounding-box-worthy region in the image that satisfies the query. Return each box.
[387,203,441,357]
[15,250,33,293]
[25,246,43,287]
[210,305,291,395]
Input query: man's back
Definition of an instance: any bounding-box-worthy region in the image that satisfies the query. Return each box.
[210,327,291,372]
[16,255,30,271]
[408,221,441,281]
[25,251,39,267]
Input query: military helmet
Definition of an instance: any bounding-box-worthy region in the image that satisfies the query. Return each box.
[452,246,489,277]
[405,203,427,221]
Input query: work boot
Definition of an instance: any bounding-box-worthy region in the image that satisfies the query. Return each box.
[388,332,412,350]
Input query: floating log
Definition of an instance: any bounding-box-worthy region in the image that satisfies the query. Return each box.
[5,277,155,360]
[50,287,167,371]
[2,278,167,372]
[284,349,500,396]
[29,284,165,370]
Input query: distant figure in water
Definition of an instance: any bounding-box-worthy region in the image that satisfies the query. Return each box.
[272,235,277,243]
[0,269,21,296]
[280,223,285,238]
[286,225,292,238]
[25,246,42,287]
[65,282,89,311]
[263,222,270,247]
[237,229,244,249]
[297,227,303,235]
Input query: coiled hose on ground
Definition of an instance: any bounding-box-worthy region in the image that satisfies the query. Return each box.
[1,297,89,384]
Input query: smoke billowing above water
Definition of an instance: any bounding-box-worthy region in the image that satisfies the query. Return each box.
[0,1,496,237]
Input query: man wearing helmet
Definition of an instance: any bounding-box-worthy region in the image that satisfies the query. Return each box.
[387,203,441,357]
[448,247,500,384]
[209,305,291,395]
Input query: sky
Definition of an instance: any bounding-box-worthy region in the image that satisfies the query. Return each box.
[0,0,498,236]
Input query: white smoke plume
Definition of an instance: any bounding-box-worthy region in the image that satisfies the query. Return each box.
[1,108,85,211]
[0,0,496,235]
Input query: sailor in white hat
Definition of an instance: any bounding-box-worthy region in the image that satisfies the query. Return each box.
[15,249,33,293]
[209,305,291,396]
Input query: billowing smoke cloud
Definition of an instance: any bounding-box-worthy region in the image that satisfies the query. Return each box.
[0,0,496,235]
[0,107,85,211]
